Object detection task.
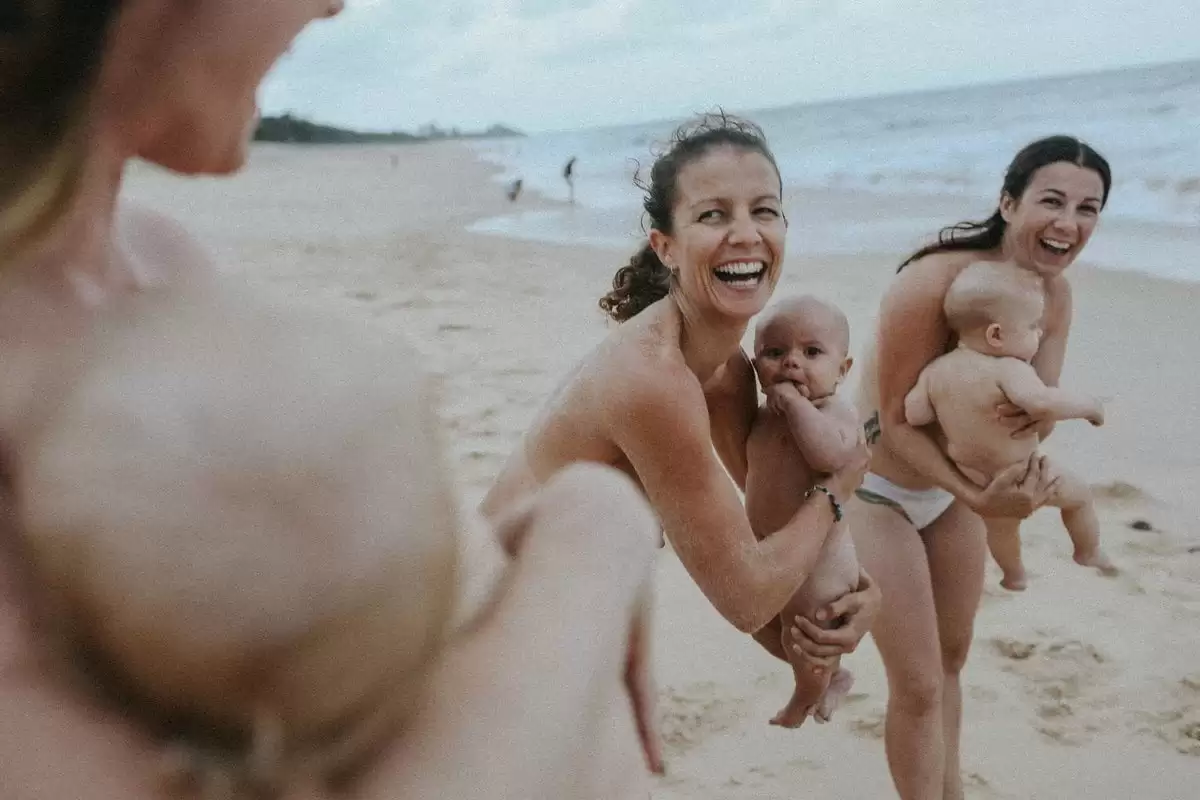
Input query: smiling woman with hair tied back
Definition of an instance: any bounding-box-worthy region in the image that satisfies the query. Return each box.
[849,134,1112,800]
[484,111,881,666]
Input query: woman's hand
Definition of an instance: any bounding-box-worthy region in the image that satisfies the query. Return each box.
[995,401,1047,438]
[969,453,1058,518]
[788,569,881,663]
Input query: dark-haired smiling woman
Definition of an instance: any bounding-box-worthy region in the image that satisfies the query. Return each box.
[849,136,1112,800]
[484,113,881,664]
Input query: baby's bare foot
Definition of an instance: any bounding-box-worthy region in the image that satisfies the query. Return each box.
[814,668,855,724]
[1000,570,1029,591]
[769,700,815,729]
[1075,549,1118,577]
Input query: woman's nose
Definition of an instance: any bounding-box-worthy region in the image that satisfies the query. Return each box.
[728,213,763,246]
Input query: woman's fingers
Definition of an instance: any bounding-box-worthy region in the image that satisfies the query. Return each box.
[790,618,853,658]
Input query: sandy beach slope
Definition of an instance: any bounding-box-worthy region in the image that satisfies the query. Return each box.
[122,141,1200,799]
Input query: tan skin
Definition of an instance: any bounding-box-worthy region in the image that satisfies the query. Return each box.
[483,146,880,661]
[851,161,1106,800]
[0,1,663,798]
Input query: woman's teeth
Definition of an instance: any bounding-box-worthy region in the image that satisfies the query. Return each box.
[714,261,765,287]
[1040,238,1072,256]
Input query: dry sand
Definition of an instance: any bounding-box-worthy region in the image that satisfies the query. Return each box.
[122,142,1200,799]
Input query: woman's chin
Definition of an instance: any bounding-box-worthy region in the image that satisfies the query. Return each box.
[711,280,773,320]
[140,123,252,177]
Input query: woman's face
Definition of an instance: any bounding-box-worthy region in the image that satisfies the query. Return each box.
[650,146,786,322]
[1000,161,1106,279]
[108,0,344,174]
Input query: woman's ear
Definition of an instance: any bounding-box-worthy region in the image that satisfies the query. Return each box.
[648,229,672,269]
[999,192,1017,224]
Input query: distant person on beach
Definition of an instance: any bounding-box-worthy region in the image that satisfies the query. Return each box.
[0,1,660,798]
[850,135,1112,800]
[745,295,862,728]
[484,113,881,693]
[905,259,1117,590]
[507,177,523,201]
[563,155,577,203]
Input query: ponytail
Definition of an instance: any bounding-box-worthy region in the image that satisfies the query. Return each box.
[598,241,672,322]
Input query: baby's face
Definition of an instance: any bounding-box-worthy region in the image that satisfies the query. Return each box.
[753,312,849,400]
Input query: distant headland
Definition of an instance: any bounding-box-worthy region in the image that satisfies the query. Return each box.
[253,114,524,144]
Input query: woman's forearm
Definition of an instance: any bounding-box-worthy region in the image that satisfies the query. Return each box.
[730,494,837,634]
[883,422,978,504]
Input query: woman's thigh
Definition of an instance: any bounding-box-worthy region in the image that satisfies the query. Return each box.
[847,497,941,698]
[922,501,987,671]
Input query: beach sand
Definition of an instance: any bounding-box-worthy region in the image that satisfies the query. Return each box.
[123,142,1200,799]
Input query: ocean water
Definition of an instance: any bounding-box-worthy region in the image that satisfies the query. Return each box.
[469,59,1200,282]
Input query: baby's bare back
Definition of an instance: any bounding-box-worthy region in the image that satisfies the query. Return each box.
[923,349,1039,480]
[744,413,859,619]
[11,275,504,788]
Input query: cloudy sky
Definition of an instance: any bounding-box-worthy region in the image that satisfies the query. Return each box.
[261,0,1199,134]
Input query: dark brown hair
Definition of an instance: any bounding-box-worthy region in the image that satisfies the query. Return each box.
[599,111,781,322]
[897,135,1112,272]
[1,1,122,256]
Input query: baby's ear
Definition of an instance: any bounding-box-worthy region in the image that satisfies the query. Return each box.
[841,356,854,377]
[985,323,1004,347]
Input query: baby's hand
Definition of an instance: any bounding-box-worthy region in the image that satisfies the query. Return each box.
[765,381,807,413]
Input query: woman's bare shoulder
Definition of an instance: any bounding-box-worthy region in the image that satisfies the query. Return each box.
[894,249,981,287]
[117,203,217,283]
[1043,274,1073,323]
[594,313,703,421]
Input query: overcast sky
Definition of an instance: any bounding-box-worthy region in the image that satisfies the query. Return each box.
[260,0,1199,134]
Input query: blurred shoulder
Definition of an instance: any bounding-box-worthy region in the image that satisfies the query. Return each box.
[117,203,216,283]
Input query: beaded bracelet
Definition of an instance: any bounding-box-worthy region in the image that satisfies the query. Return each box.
[806,484,843,522]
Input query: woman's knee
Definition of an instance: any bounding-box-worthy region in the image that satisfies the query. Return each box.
[888,666,943,716]
[940,628,975,675]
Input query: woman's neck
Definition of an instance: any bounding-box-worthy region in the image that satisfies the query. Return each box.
[671,294,750,384]
[5,135,137,306]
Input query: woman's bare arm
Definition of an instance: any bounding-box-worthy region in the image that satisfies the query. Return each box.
[1027,276,1073,440]
[704,349,758,492]
[876,256,982,504]
[611,362,845,634]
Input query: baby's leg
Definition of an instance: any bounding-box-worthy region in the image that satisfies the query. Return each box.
[985,517,1029,591]
[770,623,835,729]
[954,463,1030,590]
[1047,463,1118,577]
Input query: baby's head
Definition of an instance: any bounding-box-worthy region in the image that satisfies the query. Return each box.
[944,261,1045,361]
[753,295,852,401]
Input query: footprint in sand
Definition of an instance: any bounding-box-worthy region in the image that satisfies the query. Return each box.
[992,633,1115,746]
[1137,675,1200,757]
[848,709,887,740]
[659,682,747,756]
[1091,480,1153,505]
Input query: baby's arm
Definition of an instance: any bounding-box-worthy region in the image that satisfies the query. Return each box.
[903,367,937,427]
[770,385,861,473]
[998,359,1104,425]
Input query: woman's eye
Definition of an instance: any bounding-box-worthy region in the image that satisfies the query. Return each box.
[1041,197,1063,208]
[698,209,723,222]
[1079,205,1099,216]
[754,206,780,217]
